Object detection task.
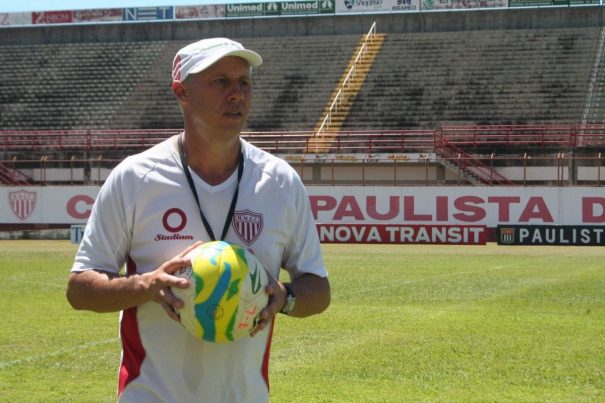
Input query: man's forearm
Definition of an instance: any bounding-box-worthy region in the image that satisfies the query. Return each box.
[288,273,331,318]
[66,270,150,313]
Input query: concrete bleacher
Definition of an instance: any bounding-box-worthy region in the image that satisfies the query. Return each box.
[342,27,600,130]
[2,26,598,132]
[0,41,165,130]
[0,35,359,131]
[109,35,360,130]
[246,34,360,131]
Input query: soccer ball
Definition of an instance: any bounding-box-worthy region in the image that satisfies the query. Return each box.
[172,241,269,343]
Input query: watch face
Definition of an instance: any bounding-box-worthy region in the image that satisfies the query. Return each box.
[286,296,295,311]
[282,286,296,314]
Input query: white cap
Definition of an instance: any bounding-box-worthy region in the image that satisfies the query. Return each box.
[172,37,262,82]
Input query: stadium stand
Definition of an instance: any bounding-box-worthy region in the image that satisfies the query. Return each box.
[0,41,166,129]
[108,35,361,130]
[342,27,600,130]
[2,16,602,132]
[0,35,360,131]
[1,8,604,186]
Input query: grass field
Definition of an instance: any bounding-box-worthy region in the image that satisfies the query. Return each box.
[0,240,604,402]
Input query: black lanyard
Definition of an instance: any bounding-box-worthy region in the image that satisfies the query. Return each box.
[178,134,244,241]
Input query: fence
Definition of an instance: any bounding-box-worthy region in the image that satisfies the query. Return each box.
[2,124,605,153]
[439,124,605,148]
[1,125,604,186]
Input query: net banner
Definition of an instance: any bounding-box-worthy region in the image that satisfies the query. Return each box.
[122,7,174,21]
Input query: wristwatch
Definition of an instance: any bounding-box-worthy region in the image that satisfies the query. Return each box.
[280,284,296,315]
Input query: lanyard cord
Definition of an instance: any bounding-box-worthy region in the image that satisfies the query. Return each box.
[178,134,244,241]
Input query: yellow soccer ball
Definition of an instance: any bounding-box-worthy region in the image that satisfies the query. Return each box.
[172,241,269,343]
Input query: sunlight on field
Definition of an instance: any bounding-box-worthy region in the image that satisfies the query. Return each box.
[1,240,603,402]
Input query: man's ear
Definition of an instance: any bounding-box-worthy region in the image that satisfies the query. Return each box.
[172,81,188,102]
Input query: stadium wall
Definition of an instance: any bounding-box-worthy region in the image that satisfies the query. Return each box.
[0,7,603,45]
[2,185,604,244]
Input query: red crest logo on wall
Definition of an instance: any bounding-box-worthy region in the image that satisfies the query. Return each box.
[232,210,263,245]
[9,190,37,220]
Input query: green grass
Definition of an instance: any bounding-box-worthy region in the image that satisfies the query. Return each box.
[1,241,604,402]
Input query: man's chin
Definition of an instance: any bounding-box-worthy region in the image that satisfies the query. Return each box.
[223,119,247,133]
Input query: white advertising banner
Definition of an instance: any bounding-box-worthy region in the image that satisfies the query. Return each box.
[307,186,605,227]
[175,5,226,19]
[1,186,99,224]
[0,12,31,26]
[73,9,122,23]
[335,0,421,14]
[421,0,507,10]
[1,186,603,227]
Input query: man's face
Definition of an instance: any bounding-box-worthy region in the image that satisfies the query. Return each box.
[181,56,253,137]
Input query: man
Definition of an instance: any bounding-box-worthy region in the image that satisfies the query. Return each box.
[66,37,330,402]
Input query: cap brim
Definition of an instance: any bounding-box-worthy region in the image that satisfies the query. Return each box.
[187,49,263,77]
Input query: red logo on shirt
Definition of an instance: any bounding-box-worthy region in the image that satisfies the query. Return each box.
[155,208,194,241]
[163,208,187,232]
[232,210,263,245]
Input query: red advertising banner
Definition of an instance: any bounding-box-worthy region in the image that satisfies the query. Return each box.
[32,11,72,25]
[318,224,487,244]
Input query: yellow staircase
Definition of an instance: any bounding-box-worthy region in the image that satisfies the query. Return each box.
[308,23,385,153]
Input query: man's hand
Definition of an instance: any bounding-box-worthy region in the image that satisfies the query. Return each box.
[250,274,286,337]
[143,241,204,321]
[249,272,331,337]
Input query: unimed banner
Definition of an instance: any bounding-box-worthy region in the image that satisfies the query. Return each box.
[1,186,604,244]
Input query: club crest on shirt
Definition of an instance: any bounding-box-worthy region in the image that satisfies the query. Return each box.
[232,210,263,245]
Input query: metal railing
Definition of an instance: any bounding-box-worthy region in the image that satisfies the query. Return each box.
[3,125,604,154]
[440,124,605,148]
[0,129,437,154]
[315,21,377,136]
[1,124,605,185]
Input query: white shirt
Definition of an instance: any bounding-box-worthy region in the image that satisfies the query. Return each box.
[72,136,327,403]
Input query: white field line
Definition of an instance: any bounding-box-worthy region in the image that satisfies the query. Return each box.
[0,338,115,370]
